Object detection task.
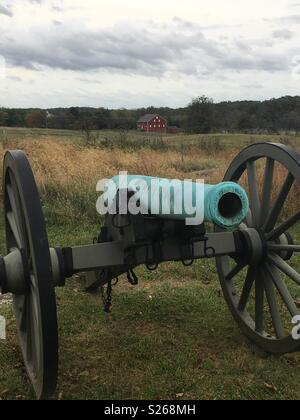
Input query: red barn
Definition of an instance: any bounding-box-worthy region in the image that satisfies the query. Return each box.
[137,114,167,133]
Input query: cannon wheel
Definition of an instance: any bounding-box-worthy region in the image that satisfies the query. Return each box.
[217,143,300,355]
[3,150,58,399]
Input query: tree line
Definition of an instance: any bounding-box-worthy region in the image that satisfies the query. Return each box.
[0,95,300,133]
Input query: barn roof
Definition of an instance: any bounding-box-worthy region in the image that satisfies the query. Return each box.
[137,114,166,123]
[137,114,157,123]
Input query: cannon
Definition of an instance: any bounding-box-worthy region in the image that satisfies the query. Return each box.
[1,142,300,399]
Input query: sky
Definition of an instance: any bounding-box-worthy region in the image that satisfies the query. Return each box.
[0,0,299,108]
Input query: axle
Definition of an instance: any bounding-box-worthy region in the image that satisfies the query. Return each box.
[0,228,293,296]
[0,232,234,294]
[2,225,296,298]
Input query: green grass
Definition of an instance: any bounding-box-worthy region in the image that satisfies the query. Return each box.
[1,128,300,400]
[1,220,300,400]
[171,158,218,173]
[2,127,300,153]
[1,127,83,140]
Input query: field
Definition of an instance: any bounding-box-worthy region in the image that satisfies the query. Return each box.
[1,127,300,400]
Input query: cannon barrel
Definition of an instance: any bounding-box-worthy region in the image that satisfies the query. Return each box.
[204,182,249,228]
[106,175,249,229]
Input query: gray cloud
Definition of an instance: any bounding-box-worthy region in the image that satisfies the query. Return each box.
[8,75,22,82]
[288,2,300,8]
[0,5,13,17]
[272,29,294,39]
[0,19,294,77]
[76,77,102,85]
[0,22,219,74]
[219,48,288,72]
[268,14,300,24]
[22,0,65,11]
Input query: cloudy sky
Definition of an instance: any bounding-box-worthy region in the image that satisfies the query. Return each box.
[0,0,299,108]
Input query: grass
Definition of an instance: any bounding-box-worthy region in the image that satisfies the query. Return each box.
[171,158,217,174]
[3,231,300,400]
[1,128,300,400]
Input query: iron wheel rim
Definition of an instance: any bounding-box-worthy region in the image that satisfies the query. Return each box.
[3,150,58,399]
[217,143,300,355]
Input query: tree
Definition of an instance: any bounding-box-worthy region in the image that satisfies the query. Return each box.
[0,109,8,126]
[76,111,98,146]
[70,107,80,119]
[6,109,25,127]
[25,110,47,128]
[237,113,256,132]
[47,111,76,129]
[110,109,136,130]
[185,96,214,133]
[94,108,110,129]
[1,95,300,133]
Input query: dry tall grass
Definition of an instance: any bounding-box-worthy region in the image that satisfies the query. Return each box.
[0,135,299,225]
[0,137,232,181]
[0,137,232,223]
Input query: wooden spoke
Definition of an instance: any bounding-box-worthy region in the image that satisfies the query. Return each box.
[261,267,285,339]
[6,184,25,248]
[262,173,294,233]
[238,266,256,311]
[247,161,261,227]
[266,211,300,241]
[268,244,300,253]
[267,253,300,286]
[6,211,22,249]
[265,263,299,317]
[260,158,274,227]
[225,263,246,282]
[255,274,264,333]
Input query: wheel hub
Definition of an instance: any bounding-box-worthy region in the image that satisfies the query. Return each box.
[0,257,6,294]
[275,232,294,261]
[0,249,27,295]
[238,228,266,265]
[238,228,294,265]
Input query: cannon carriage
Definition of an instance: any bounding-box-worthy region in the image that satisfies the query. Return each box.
[1,142,300,399]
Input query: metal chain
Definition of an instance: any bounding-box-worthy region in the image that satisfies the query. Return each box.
[127,269,138,285]
[100,278,119,313]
